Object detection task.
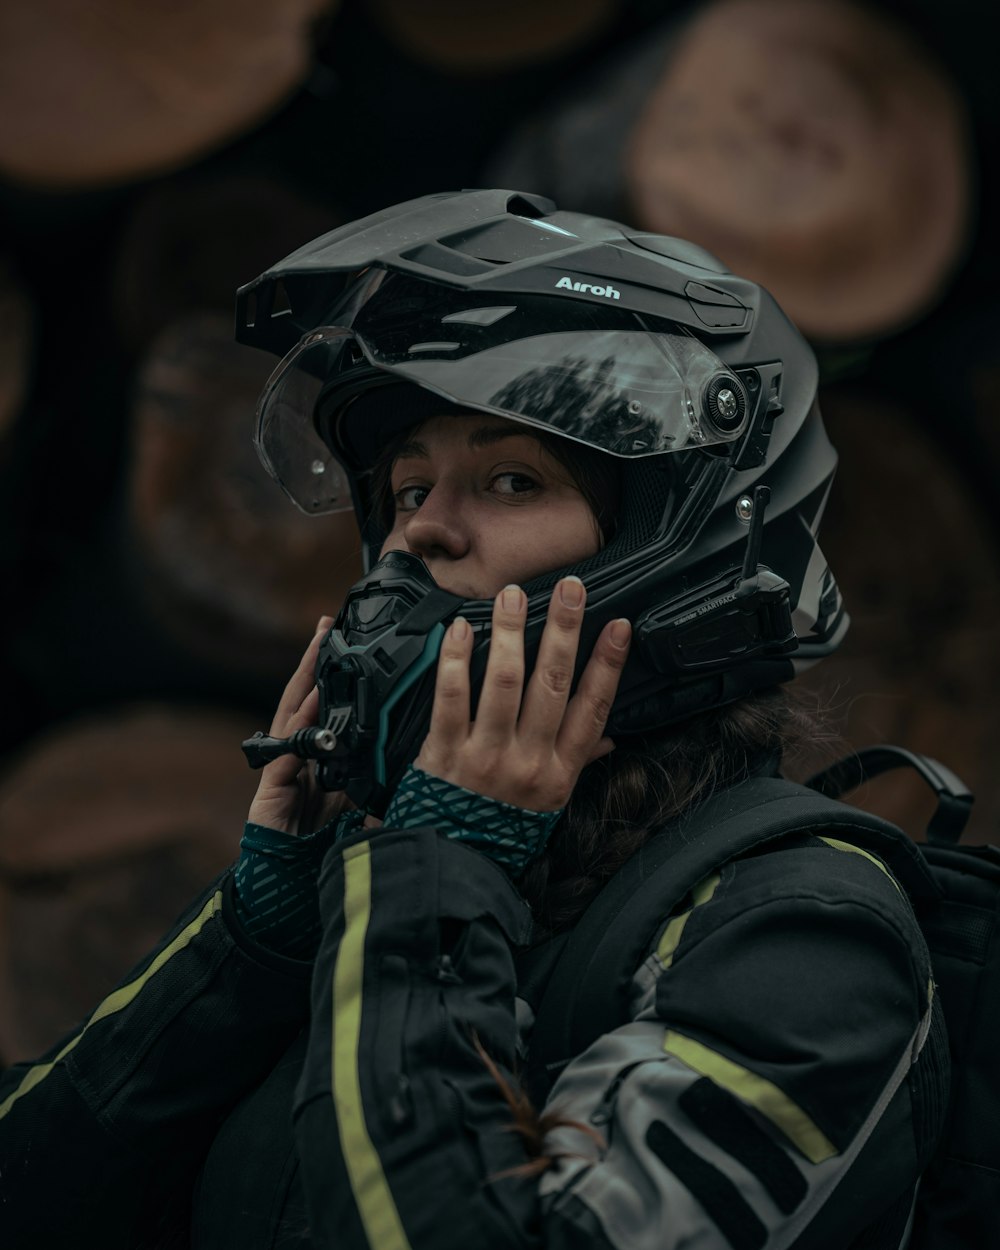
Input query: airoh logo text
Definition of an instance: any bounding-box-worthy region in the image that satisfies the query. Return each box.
[555,276,621,300]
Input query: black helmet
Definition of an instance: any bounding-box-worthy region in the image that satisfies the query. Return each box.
[236,190,846,804]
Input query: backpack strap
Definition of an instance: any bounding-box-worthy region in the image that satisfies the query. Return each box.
[524,775,938,1096]
[806,744,974,844]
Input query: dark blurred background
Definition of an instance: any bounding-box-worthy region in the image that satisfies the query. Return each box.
[0,0,997,1063]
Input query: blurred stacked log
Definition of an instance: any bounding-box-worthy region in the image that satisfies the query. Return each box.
[0,708,258,1063]
[126,312,361,677]
[368,0,616,71]
[0,260,32,445]
[0,0,335,187]
[111,176,338,351]
[792,385,1000,843]
[113,174,362,677]
[488,0,972,344]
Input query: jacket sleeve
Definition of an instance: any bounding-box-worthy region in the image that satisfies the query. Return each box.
[294,829,946,1250]
[0,871,313,1249]
[294,827,542,1249]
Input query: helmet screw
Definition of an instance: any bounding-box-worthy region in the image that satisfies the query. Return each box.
[627,399,643,415]
[716,389,738,419]
[311,459,326,475]
[736,494,754,523]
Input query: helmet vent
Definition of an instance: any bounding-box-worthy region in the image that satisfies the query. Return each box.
[441,219,567,263]
[270,279,293,319]
[401,242,494,277]
[440,306,516,327]
[504,193,551,219]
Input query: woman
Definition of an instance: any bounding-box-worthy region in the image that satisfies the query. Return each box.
[0,191,945,1249]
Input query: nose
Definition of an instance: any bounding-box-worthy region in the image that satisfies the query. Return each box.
[399,485,471,563]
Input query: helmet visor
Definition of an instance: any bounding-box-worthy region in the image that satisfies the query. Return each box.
[255,276,750,514]
[255,329,355,513]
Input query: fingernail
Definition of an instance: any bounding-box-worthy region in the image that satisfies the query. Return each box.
[559,576,584,607]
[501,584,523,612]
[451,615,469,641]
[610,618,631,648]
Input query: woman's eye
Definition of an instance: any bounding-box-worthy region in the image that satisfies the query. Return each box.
[394,484,430,511]
[491,472,539,497]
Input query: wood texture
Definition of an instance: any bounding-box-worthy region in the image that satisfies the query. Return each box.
[126,313,361,675]
[793,386,1000,844]
[0,1,334,186]
[0,707,258,1061]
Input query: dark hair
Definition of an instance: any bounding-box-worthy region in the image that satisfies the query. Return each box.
[518,685,823,932]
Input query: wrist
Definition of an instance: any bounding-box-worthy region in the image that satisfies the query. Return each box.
[384,765,562,874]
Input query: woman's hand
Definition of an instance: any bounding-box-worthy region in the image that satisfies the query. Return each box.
[246,616,351,836]
[413,578,631,812]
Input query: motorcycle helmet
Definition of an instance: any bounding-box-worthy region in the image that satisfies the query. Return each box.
[236,189,846,812]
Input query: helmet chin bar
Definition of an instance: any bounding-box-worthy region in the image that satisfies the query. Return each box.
[242,551,464,813]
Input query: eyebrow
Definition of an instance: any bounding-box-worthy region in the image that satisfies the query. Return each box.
[393,424,529,461]
[467,424,528,450]
[394,439,429,461]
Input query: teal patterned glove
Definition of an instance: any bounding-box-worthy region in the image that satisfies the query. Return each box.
[233,811,353,958]
[383,764,563,875]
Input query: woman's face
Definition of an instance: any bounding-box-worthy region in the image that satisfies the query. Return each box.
[379,414,602,599]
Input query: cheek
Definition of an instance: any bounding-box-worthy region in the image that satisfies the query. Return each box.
[496,498,602,575]
[543,495,603,552]
[378,520,406,559]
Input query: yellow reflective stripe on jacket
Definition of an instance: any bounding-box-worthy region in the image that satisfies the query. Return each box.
[0,889,223,1123]
[656,872,721,968]
[663,1029,838,1164]
[333,841,411,1250]
[818,837,903,895]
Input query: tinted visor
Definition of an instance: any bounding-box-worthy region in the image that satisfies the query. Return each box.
[255,273,749,514]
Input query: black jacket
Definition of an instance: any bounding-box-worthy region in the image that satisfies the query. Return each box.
[0,823,946,1249]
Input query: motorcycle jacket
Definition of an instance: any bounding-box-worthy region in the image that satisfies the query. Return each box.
[0,811,945,1249]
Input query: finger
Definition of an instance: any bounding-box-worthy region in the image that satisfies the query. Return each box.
[286,684,320,732]
[269,616,332,735]
[585,736,616,767]
[259,687,322,790]
[427,617,473,743]
[556,618,631,765]
[296,761,350,835]
[424,616,474,752]
[519,576,586,746]
[474,585,526,743]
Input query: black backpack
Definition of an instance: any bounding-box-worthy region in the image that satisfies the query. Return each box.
[518,746,1000,1250]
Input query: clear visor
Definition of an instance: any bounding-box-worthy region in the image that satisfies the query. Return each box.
[254,329,354,514]
[256,298,749,515]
